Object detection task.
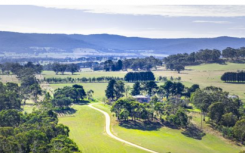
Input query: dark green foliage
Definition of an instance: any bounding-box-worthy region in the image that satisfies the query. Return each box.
[142,81,158,96]
[131,82,141,96]
[53,85,86,108]
[105,80,125,101]
[0,110,79,153]
[174,65,185,73]
[124,71,155,82]
[0,82,21,111]
[164,49,221,69]
[221,71,245,82]
[166,109,188,128]
[51,63,80,75]
[233,119,245,143]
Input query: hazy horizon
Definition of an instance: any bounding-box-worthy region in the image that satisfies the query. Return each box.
[1,5,245,38]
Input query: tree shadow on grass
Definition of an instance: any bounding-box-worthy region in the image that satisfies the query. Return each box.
[119,120,162,131]
[74,100,90,105]
[181,124,206,140]
[55,107,77,115]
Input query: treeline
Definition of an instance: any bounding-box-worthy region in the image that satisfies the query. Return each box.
[106,79,199,101]
[122,56,162,71]
[221,71,245,82]
[222,47,245,60]
[44,76,123,84]
[93,56,162,72]
[164,49,221,71]
[191,86,245,143]
[164,47,245,71]
[44,63,80,75]
[124,72,155,82]
[0,62,43,75]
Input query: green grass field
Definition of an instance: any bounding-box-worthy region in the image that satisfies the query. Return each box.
[47,62,245,101]
[59,104,146,153]
[92,103,244,153]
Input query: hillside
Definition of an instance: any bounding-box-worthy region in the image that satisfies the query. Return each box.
[1,31,245,55]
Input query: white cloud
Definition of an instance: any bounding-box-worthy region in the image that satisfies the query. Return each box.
[43,5,245,17]
[193,20,231,24]
[229,26,245,30]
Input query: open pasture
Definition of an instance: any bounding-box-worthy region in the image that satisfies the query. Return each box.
[48,62,245,100]
[92,103,244,153]
[59,104,146,153]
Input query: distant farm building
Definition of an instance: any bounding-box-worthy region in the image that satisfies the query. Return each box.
[132,95,150,103]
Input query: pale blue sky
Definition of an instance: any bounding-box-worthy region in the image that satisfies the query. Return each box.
[1,5,245,38]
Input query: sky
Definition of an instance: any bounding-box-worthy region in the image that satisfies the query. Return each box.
[1,5,245,38]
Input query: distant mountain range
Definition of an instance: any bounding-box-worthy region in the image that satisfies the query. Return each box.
[1,31,245,55]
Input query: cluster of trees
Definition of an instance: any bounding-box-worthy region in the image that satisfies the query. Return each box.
[44,63,80,75]
[106,79,199,102]
[105,80,125,101]
[103,60,123,71]
[0,82,22,111]
[124,72,155,82]
[131,81,199,98]
[221,71,245,82]
[52,85,87,109]
[111,97,189,128]
[0,62,43,104]
[191,86,245,143]
[0,62,43,75]
[44,76,123,84]
[0,109,79,152]
[164,49,222,72]
[222,47,245,60]
[122,56,162,71]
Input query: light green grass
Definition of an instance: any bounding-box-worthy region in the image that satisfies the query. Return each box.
[93,103,244,153]
[59,104,146,153]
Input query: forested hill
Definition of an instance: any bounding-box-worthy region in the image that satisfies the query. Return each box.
[1,31,245,54]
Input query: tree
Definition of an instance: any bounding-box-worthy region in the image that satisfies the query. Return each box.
[174,65,185,73]
[87,90,94,100]
[49,135,79,153]
[221,112,238,127]
[105,79,116,101]
[52,95,72,109]
[0,110,21,127]
[166,109,188,127]
[67,64,80,75]
[233,119,245,143]
[208,102,224,123]
[29,83,42,103]
[114,81,125,100]
[131,82,141,96]
[72,84,86,102]
[143,81,158,96]
[163,81,173,99]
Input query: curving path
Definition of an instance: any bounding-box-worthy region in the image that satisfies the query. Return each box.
[88,104,158,153]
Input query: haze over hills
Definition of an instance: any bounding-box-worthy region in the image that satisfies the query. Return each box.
[1,31,245,56]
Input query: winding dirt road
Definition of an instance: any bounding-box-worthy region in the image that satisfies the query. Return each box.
[88,104,158,153]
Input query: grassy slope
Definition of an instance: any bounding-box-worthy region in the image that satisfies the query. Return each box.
[93,103,244,153]
[59,104,146,153]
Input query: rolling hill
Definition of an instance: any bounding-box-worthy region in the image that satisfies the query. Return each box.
[1,31,245,55]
